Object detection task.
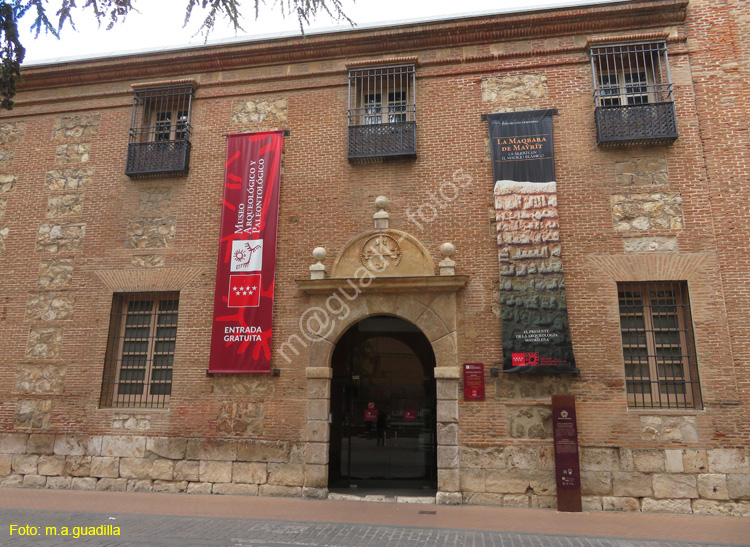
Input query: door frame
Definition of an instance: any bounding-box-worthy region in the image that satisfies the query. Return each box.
[297,280,466,504]
[329,315,437,488]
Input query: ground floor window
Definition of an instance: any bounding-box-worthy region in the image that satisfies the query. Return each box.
[617,281,702,409]
[100,292,179,408]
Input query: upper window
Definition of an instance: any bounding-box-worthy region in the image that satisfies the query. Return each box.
[598,71,649,107]
[590,41,677,146]
[100,292,179,408]
[347,64,416,160]
[617,281,702,409]
[362,91,408,125]
[126,83,195,177]
[154,110,189,142]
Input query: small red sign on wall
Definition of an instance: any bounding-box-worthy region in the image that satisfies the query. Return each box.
[364,409,378,422]
[463,363,485,401]
[403,409,418,422]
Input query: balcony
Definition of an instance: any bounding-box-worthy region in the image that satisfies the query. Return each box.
[590,41,677,147]
[348,121,417,161]
[596,102,678,147]
[126,139,191,178]
[348,64,417,162]
[126,83,194,178]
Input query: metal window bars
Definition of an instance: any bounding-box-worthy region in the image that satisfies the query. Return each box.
[617,281,702,409]
[590,41,678,145]
[126,85,194,177]
[348,65,417,160]
[591,41,673,106]
[100,292,179,408]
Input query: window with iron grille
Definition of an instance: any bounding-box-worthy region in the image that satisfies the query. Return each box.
[126,84,194,177]
[617,281,702,409]
[348,64,416,160]
[100,293,179,408]
[590,41,677,146]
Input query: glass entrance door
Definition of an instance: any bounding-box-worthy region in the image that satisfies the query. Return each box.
[329,316,436,489]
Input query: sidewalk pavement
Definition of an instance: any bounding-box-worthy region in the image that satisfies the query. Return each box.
[1,487,749,545]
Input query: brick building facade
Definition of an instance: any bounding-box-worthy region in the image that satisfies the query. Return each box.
[0,0,748,515]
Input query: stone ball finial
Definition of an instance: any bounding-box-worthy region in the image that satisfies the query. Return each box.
[310,247,327,280]
[440,242,456,258]
[312,247,327,261]
[373,196,390,229]
[439,243,456,276]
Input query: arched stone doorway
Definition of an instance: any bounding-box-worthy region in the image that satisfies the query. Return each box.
[297,196,469,503]
[328,315,437,489]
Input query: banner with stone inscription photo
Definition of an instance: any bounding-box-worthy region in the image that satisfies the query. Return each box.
[489,110,577,374]
[208,131,284,374]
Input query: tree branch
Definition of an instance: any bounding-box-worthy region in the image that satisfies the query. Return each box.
[0,0,355,109]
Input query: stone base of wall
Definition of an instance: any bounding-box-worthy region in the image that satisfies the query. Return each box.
[458,444,750,516]
[2,433,749,516]
[0,433,325,499]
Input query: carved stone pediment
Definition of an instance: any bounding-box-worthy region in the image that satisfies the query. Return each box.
[331,228,435,278]
[302,196,458,282]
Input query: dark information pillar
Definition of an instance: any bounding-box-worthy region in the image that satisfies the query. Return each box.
[551,394,582,512]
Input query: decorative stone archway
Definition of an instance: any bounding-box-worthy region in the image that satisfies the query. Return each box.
[296,197,468,504]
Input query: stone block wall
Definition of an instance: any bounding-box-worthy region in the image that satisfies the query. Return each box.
[0,123,18,254]
[0,121,25,145]
[0,433,325,498]
[611,192,684,232]
[456,444,750,516]
[615,157,668,186]
[52,114,101,142]
[231,97,288,125]
[482,73,547,104]
[11,114,95,431]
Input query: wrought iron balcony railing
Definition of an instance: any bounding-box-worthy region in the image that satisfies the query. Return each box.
[348,121,416,161]
[127,83,194,178]
[596,102,678,147]
[126,139,192,178]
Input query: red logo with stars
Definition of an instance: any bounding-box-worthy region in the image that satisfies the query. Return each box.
[512,352,540,366]
[228,274,261,308]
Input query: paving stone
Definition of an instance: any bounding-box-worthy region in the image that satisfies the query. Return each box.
[0,503,734,547]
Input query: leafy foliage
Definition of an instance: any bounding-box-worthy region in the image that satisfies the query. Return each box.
[0,0,353,109]
[0,2,24,109]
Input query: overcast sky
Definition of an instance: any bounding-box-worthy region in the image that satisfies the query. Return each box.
[22,0,619,65]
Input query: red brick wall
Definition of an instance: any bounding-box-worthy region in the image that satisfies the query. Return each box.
[0,0,747,511]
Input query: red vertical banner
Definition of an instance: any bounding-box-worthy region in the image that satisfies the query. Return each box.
[208,131,284,373]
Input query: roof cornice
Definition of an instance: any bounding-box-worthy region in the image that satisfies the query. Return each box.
[18,0,688,91]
